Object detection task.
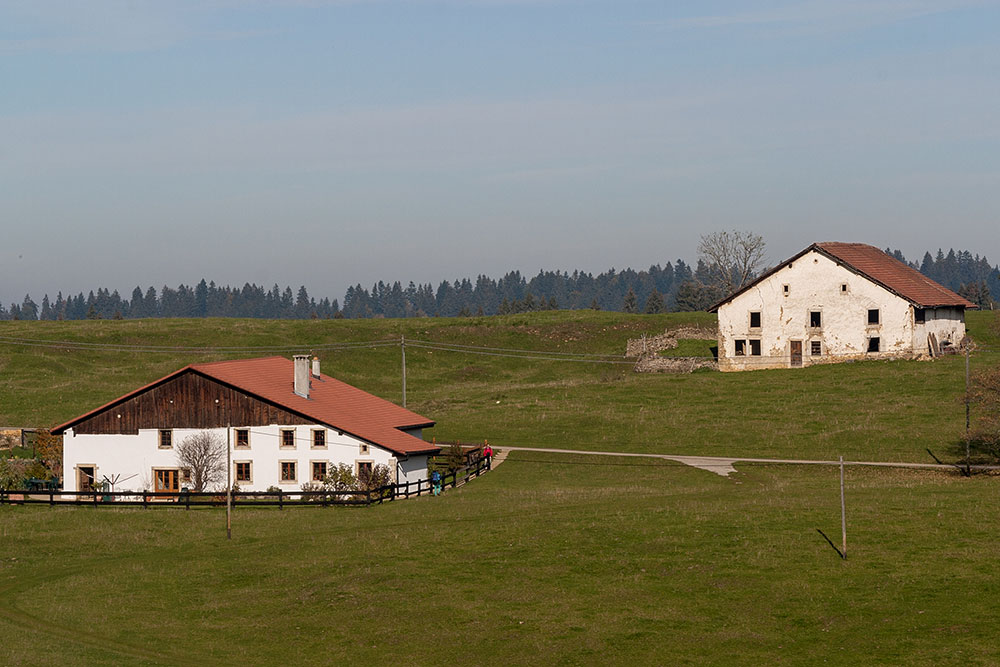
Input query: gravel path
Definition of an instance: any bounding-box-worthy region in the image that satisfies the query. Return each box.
[494,446,998,477]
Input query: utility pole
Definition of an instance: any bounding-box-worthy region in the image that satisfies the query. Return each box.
[840,456,847,560]
[965,345,971,476]
[226,423,232,540]
[401,334,407,408]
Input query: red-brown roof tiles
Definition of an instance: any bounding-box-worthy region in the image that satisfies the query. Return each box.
[53,357,438,456]
[814,242,977,308]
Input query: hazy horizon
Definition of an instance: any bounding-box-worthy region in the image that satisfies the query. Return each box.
[4,1,999,307]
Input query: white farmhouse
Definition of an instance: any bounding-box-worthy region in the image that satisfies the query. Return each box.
[53,355,439,493]
[711,242,977,371]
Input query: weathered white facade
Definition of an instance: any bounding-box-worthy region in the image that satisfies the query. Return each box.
[713,243,973,371]
[61,425,430,493]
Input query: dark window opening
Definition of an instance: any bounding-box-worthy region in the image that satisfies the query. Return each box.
[811,341,821,356]
[158,429,172,449]
[749,311,761,328]
[867,337,880,353]
[841,284,848,293]
[280,429,295,448]
[235,462,251,483]
[749,340,762,356]
[914,308,925,324]
[280,461,297,482]
[868,309,880,325]
[783,284,790,296]
[235,429,249,449]
[735,340,746,356]
[809,311,822,328]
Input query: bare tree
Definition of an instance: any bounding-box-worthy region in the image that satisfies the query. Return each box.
[176,431,227,491]
[697,230,767,298]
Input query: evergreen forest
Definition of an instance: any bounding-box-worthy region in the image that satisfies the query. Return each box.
[3,247,997,321]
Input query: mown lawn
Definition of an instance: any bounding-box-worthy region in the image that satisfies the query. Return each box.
[2,453,999,665]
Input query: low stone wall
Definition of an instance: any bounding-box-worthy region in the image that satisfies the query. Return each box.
[633,356,718,373]
[625,326,718,358]
[625,326,719,373]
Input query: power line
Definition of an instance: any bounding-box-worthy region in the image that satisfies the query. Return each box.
[0,332,995,367]
[405,340,636,364]
[0,334,400,354]
[406,338,629,359]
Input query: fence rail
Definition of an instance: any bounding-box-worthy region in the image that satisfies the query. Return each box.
[0,455,491,509]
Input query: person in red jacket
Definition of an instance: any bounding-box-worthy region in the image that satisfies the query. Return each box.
[483,442,493,468]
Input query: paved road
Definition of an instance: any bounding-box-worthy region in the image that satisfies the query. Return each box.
[496,445,999,477]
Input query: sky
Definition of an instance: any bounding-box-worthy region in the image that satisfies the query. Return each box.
[3,0,999,307]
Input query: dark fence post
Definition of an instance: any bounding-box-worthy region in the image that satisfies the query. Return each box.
[278,489,283,510]
[49,489,54,506]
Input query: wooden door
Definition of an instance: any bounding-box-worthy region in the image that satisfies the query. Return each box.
[77,466,95,492]
[154,469,179,494]
[790,340,803,367]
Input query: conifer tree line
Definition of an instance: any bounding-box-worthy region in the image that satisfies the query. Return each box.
[2,247,996,321]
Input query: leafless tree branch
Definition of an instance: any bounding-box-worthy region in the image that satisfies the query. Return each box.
[697,230,767,297]
[176,431,227,492]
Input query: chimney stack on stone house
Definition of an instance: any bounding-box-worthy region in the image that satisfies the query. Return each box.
[311,356,321,379]
[293,354,311,398]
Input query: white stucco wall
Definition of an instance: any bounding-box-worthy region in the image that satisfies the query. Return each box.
[62,424,430,493]
[717,249,965,371]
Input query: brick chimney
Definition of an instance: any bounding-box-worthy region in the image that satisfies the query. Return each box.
[293,354,310,399]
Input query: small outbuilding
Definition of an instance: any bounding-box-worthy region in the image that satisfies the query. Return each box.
[710,242,977,371]
[52,355,438,493]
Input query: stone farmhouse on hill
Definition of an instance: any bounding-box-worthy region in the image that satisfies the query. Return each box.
[710,242,977,372]
[52,355,438,493]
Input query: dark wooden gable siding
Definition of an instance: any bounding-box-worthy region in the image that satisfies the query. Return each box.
[72,371,314,435]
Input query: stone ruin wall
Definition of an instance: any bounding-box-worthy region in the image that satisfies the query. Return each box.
[626,326,719,374]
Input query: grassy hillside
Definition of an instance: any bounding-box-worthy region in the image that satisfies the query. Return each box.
[2,310,999,665]
[2,310,996,463]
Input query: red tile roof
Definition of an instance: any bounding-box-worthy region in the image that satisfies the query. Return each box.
[711,242,977,310]
[53,357,438,456]
[813,242,977,308]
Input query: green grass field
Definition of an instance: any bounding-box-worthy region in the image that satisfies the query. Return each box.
[1,311,999,665]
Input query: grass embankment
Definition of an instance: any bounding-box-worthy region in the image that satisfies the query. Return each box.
[2,455,1000,665]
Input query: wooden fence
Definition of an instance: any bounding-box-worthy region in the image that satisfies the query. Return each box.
[0,455,491,509]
